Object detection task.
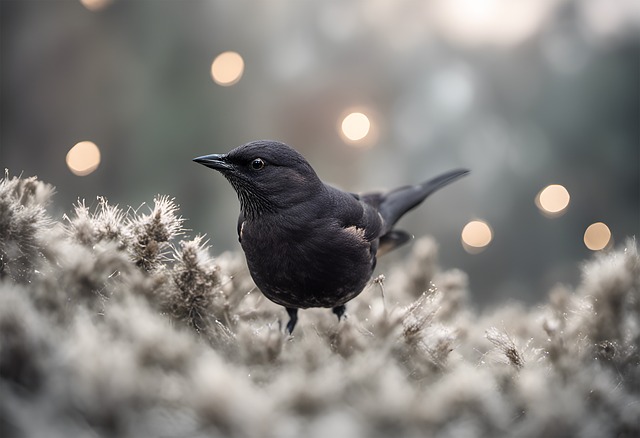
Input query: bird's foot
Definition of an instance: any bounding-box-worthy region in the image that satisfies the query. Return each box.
[332,304,346,321]
[285,307,298,334]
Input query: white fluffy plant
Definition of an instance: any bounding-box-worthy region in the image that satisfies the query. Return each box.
[0,172,638,438]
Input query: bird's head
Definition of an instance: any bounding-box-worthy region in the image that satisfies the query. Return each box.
[194,140,322,218]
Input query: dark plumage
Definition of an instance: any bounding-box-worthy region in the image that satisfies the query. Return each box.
[194,140,468,333]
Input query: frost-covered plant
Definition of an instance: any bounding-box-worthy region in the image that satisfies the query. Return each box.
[66,197,128,247]
[0,173,638,438]
[127,195,184,271]
[0,172,54,282]
[164,236,238,350]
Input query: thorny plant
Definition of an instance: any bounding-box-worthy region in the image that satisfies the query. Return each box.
[0,173,638,438]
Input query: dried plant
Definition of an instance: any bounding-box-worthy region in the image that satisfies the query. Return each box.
[127,195,184,271]
[0,173,638,438]
[0,172,54,282]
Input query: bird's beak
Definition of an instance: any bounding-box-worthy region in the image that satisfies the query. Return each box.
[193,154,233,172]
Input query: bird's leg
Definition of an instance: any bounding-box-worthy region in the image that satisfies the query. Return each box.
[332,304,346,321]
[285,307,298,334]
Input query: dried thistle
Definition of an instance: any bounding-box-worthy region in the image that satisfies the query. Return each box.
[65,197,128,247]
[402,287,440,342]
[64,200,95,245]
[127,196,184,271]
[0,173,54,282]
[485,327,525,369]
[0,173,638,438]
[167,236,221,334]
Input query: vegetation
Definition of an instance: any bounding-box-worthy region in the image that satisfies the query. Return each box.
[1,173,638,437]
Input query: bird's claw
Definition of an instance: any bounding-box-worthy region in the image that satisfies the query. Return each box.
[332,304,346,321]
[285,307,298,334]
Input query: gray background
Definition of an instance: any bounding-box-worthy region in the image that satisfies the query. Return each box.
[1,0,638,306]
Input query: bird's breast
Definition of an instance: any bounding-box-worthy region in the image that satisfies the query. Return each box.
[239,217,375,309]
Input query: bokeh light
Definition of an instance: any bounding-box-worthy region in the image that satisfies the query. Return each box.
[584,222,612,251]
[461,220,493,253]
[340,111,371,143]
[3,0,638,311]
[431,0,554,47]
[211,51,245,86]
[536,184,570,217]
[80,0,112,12]
[580,0,634,39]
[66,141,101,176]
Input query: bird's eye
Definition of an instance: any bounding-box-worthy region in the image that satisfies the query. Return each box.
[251,158,265,170]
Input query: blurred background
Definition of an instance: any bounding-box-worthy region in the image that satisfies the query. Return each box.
[1,0,638,307]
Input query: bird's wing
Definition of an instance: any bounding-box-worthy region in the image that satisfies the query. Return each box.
[359,202,384,241]
[354,191,382,209]
[328,186,383,242]
[328,189,383,242]
[356,190,412,254]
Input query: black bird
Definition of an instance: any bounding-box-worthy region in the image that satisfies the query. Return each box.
[194,140,468,333]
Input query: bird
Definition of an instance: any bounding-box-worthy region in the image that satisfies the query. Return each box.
[194,140,468,334]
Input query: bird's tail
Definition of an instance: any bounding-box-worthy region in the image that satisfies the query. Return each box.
[378,169,469,233]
